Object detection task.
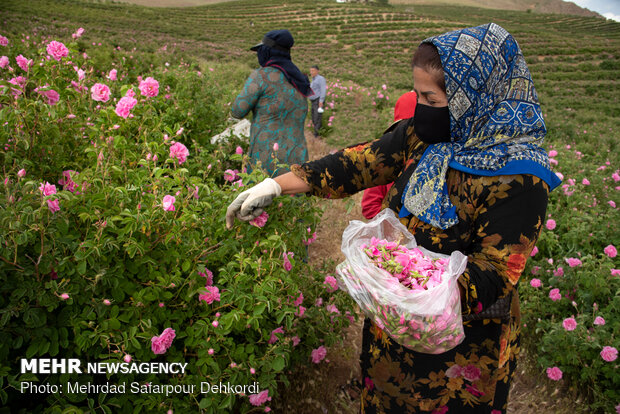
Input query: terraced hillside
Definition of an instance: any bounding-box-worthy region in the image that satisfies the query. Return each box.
[1,0,618,147]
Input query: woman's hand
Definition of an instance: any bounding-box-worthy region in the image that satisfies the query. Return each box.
[225,178,282,229]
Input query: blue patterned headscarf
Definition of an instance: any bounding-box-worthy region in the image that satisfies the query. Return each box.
[400,23,561,229]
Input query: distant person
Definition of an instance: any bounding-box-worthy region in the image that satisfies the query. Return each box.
[308,65,326,138]
[231,29,312,176]
[361,91,417,219]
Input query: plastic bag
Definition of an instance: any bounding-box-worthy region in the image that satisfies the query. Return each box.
[336,209,467,354]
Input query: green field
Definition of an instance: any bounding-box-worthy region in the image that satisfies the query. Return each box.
[1,0,618,148]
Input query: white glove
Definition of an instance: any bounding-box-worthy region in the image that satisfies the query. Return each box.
[225,178,282,229]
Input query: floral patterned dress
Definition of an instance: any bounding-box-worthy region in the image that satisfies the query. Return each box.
[232,66,308,176]
[291,118,549,413]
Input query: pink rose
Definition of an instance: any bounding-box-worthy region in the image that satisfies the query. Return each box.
[162,195,176,211]
[90,83,110,102]
[582,178,590,185]
[530,246,538,257]
[249,211,269,228]
[0,35,8,46]
[15,54,32,72]
[199,268,214,286]
[291,336,300,346]
[283,252,293,272]
[268,326,285,344]
[39,182,57,196]
[169,142,189,165]
[311,346,327,363]
[546,367,562,381]
[198,285,220,304]
[151,327,176,355]
[549,288,561,302]
[235,146,243,155]
[72,28,85,39]
[0,56,8,68]
[593,316,605,326]
[108,69,117,81]
[8,76,26,95]
[565,257,582,268]
[47,199,60,213]
[530,278,541,288]
[223,169,239,182]
[545,219,556,230]
[323,275,338,292]
[249,390,271,406]
[293,292,303,306]
[562,317,577,331]
[600,346,618,362]
[604,244,617,258]
[46,40,69,61]
[273,143,279,151]
[76,68,85,81]
[124,354,132,363]
[37,88,60,106]
[553,267,564,277]
[17,169,26,178]
[115,96,137,118]
[548,150,558,157]
[139,76,159,97]
[71,80,88,94]
[103,299,111,306]
[60,293,70,300]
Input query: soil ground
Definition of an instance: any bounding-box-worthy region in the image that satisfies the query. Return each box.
[272,131,584,414]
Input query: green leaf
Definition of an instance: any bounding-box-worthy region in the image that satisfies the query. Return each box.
[199,397,211,409]
[271,356,285,372]
[76,260,87,275]
[108,318,121,330]
[182,260,191,273]
[253,303,266,316]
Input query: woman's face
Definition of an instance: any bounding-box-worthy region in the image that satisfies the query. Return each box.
[413,66,448,107]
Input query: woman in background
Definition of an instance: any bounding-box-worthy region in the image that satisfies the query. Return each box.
[231,29,311,176]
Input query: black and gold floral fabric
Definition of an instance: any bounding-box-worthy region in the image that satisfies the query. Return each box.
[291,118,549,413]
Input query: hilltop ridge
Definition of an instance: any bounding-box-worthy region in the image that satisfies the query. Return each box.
[391,0,600,18]
[115,0,602,19]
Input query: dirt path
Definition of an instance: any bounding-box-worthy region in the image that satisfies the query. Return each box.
[276,132,580,414]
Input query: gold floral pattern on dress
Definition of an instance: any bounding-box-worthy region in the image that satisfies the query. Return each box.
[291,118,549,413]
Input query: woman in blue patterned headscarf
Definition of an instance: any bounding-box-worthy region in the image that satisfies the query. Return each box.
[227,23,561,413]
[400,23,560,228]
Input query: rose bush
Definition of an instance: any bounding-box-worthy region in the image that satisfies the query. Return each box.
[0,32,355,413]
[520,143,619,413]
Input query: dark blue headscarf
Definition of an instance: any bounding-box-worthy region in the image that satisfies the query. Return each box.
[252,30,312,97]
[400,23,561,229]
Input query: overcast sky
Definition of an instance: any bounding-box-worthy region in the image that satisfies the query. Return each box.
[564,0,620,21]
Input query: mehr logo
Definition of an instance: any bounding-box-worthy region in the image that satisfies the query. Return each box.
[21,359,82,374]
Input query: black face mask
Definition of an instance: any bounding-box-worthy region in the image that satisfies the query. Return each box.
[413,103,451,144]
